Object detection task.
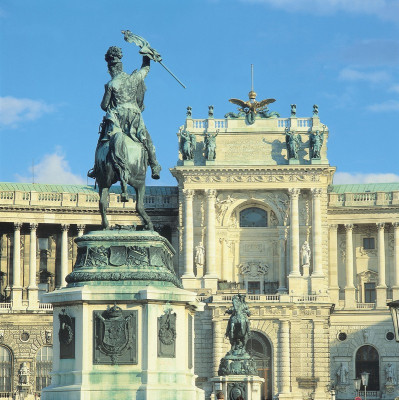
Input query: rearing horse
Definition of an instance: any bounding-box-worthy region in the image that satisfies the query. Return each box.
[94,131,153,230]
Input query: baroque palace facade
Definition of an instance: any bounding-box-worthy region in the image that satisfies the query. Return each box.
[0,108,398,400]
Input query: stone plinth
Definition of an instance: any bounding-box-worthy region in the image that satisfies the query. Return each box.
[211,375,264,400]
[41,229,204,400]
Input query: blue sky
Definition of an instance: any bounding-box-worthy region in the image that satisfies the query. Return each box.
[0,0,398,186]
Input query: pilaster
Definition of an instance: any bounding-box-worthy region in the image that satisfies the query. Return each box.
[60,224,69,288]
[182,189,195,286]
[376,222,387,308]
[328,224,339,304]
[392,223,399,299]
[11,222,23,309]
[204,189,218,291]
[28,223,39,309]
[344,224,355,308]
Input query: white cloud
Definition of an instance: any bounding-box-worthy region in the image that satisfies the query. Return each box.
[367,100,399,112]
[242,0,399,22]
[15,147,85,185]
[0,96,54,127]
[338,68,390,84]
[334,172,399,184]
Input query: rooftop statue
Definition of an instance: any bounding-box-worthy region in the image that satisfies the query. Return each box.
[204,130,219,161]
[87,31,181,230]
[285,127,302,160]
[179,128,196,161]
[310,125,325,159]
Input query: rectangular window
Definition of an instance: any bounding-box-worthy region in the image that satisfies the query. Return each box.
[364,283,376,303]
[363,237,375,250]
[248,281,261,294]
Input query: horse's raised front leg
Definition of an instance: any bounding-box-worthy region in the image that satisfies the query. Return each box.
[99,187,109,229]
[135,184,153,230]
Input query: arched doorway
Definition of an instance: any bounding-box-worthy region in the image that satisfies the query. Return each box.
[355,345,379,391]
[246,331,272,400]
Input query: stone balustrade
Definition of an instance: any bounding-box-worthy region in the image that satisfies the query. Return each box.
[0,189,178,209]
[329,191,399,206]
[198,293,331,304]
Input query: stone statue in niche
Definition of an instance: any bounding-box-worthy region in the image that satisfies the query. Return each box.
[195,242,205,269]
[18,362,30,384]
[336,362,348,384]
[180,129,196,160]
[386,363,396,384]
[285,127,302,159]
[204,130,219,160]
[300,241,311,266]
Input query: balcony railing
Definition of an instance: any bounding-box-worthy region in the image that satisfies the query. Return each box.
[329,191,399,207]
[356,302,376,309]
[199,293,330,304]
[0,190,178,209]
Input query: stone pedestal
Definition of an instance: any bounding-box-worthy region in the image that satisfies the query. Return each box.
[211,375,264,400]
[42,229,204,400]
[288,159,299,165]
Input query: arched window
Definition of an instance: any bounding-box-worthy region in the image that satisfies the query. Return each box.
[0,346,12,392]
[246,332,272,400]
[36,346,52,391]
[355,345,379,391]
[239,207,267,227]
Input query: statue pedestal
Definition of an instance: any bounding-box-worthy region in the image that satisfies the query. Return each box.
[41,230,204,400]
[211,375,264,400]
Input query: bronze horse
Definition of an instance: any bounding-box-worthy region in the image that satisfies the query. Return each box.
[94,131,153,230]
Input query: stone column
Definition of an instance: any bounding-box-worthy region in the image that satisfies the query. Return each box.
[182,189,195,279]
[11,222,23,309]
[278,227,287,293]
[279,319,291,394]
[311,188,323,276]
[212,320,224,377]
[393,223,399,299]
[344,224,355,308]
[221,238,229,282]
[77,225,86,237]
[288,188,300,276]
[204,189,218,291]
[60,224,69,288]
[28,223,39,309]
[328,224,339,304]
[376,223,387,308]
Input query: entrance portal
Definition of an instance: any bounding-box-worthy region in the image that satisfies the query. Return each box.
[246,331,272,400]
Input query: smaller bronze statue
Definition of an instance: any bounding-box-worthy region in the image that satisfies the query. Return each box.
[186,106,192,118]
[285,127,302,160]
[218,294,257,376]
[290,103,297,117]
[309,125,325,159]
[180,129,196,160]
[204,130,219,161]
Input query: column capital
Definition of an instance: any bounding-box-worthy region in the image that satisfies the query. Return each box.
[311,188,323,197]
[61,224,70,232]
[288,188,300,198]
[29,223,38,231]
[329,224,339,231]
[394,222,399,229]
[344,224,354,231]
[182,188,194,199]
[14,222,22,231]
[205,189,217,199]
[376,222,385,230]
[77,224,86,232]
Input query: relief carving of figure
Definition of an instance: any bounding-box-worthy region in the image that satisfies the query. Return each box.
[301,241,311,266]
[180,129,196,160]
[204,130,219,160]
[337,362,349,384]
[285,127,302,159]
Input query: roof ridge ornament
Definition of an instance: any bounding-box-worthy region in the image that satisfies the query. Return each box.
[225,64,279,124]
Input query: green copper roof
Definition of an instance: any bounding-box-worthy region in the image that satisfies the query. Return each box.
[0,182,178,195]
[329,183,399,193]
